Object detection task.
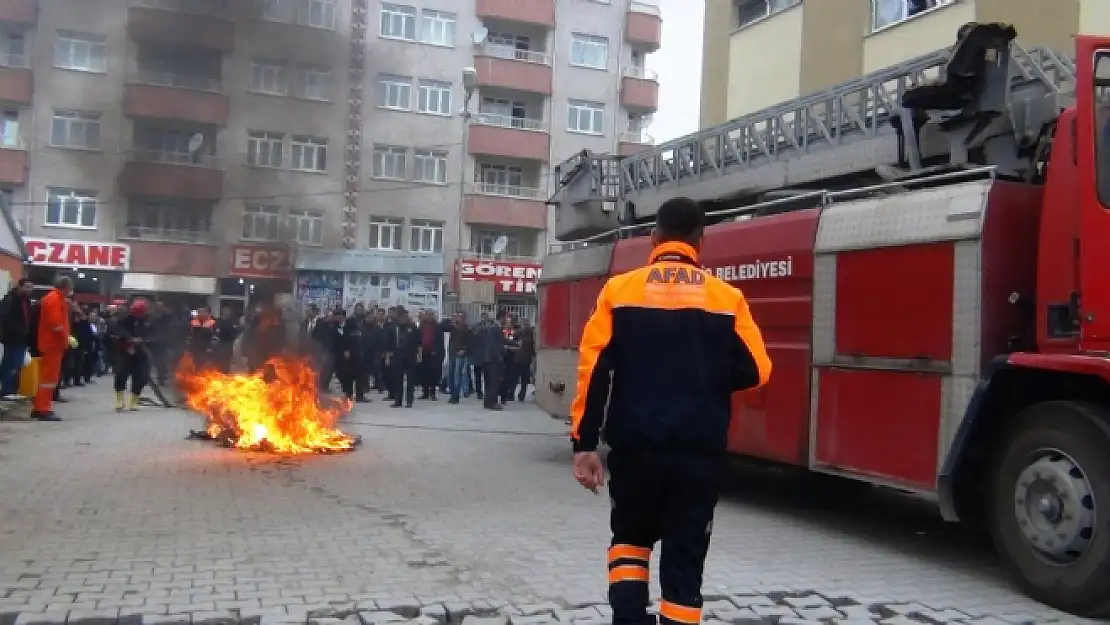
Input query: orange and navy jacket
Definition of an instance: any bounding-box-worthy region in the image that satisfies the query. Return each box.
[569,241,772,453]
[188,317,217,351]
[36,289,71,353]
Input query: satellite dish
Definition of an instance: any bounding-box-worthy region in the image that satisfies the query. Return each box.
[491,235,508,255]
[472,27,488,45]
[187,133,204,153]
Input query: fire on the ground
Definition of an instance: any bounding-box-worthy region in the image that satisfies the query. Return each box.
[176,356,356,454]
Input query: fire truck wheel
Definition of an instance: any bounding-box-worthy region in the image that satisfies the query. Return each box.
[989,400,1110,618]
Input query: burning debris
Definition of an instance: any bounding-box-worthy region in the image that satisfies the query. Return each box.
[177,356,360,454]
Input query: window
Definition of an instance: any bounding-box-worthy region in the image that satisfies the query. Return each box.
[477,163,523,194]
[418,80,452,116]
[257,0,289,21]
[734,0,798,28]
[567,100,604,134]
[870,0,950,31]
[488,32,530,50]
[2,110,18,148]
[242,204,281,241]
[570,34,608,70]
[127,202,210,242]
[247,131,283,168]
[480,97,528,127]
[291,136,327,172]
[290,210,324,245]
[368,216,403,251]
[413,149,447,184]
[380,3,417,40]
[45,188,97,228]
[296,0,335,28]
[1096,53,1110,207]
[251,60,289,95]
[372,145,407,180]
[295,64,331,100]
[419,10,456,46]
[54,31,106,72]
[410,219,443,253]
[376,74,412,110]
[2,33,26,68]
[50,110,101,149]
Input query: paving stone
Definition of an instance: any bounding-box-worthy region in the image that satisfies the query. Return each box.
[506,616,557,625]
[190,612,237,625]
[459,617,508,625]
[832,620,881,625]
[709,608,765,624]
[878,617,926,625]
[796,606,842,621]
[912,609,969,623]
[751,605,797,619]
[727,597,775,609]
[357,613,407,625]
[883,605,931,617]
[417,606,446,624]
[962,619,1016,625]
[778,619,824,625]
[783,596,829,610]
[837,606,878,621]
[140,615,191,625]
[68,609,123,625]
[14,612,70,625]
[511,606,559,618]
[701,600,738,618]
[376,602,421,619]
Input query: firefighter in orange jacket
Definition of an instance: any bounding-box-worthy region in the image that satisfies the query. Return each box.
[32,276,74,421]
[570,197,772,625]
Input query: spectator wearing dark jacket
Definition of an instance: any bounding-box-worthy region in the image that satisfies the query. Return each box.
[446,312,473,403]
[0,278,33,398]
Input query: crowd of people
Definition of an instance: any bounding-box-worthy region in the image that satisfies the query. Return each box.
[299,304,536,410]
[0,275,536,419]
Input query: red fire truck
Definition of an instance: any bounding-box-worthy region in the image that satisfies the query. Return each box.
[536,25,1110,617]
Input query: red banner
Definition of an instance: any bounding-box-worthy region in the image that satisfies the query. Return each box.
[457,259,542,295]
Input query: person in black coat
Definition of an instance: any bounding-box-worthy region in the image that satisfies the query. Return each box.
[387,308,420,408]
[337,310,370,403]
[212,306,240,373]
[0,278,33,398]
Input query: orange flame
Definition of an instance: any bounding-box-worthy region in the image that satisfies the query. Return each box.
[176,355,356,454]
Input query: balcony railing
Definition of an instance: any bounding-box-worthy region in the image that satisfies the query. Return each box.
[472,113,546,132]
[620,131,654,144]
[467,182,544,199]
[630,0,660,14]
[132,0,230,18]
[0,53,28,69]
[621,66,657,80]
[130,69,222,92]
[477,43,551,65]
[130,149,222,168]
[122,225,214,244]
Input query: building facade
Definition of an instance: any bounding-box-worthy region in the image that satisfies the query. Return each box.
[0,0,662,316]
[700,0,1108,129]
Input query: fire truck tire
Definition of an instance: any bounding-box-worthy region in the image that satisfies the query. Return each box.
[988,400,1110,618]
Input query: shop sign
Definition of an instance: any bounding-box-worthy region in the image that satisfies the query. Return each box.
[229,245,292,279]
[458,259,542,295]
[24,238,130,271]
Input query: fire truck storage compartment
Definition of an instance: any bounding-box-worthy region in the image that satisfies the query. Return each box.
[538,281,572,348]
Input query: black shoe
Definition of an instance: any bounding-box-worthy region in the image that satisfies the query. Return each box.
[356,396,370,403]
[54,396,68,403]
[476,392,484,400]
[517,395,526,402]
[405,402,413,408]
[31,411,62,421]
[391,402,403,408]
[487,404,503,411]
[448,398,459,404]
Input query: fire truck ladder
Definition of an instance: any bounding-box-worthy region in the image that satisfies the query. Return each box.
[549,23,1075,242]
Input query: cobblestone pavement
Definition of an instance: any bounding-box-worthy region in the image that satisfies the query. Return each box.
[0,382,1097,625]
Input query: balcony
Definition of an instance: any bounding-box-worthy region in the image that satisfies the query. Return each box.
[620,67,659,112]
[618,131,654,156]
[0,137,27,186]
[463,183,547,230]
[468,115,549,162]
[474,44,552,95]
[0,0,36,24]
[127,1,234,53]
[0,54,32,106]
[476,0,555,27]
[123,71,230,125]
[458,250,540,265]
[120,225,214,245]
[118,150,225,201]
[626,1,662,52]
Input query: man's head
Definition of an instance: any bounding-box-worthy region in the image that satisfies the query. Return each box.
[222,306,234,320]
[197,306,211,320]
[331,307,345,321]
[480,311,489,324]
[354,303,365,317]
[55,276,74,297]
[651,197,705,251]
[306,303,319,320]
[131,298,150,318]
[17,278,32,295]
[520,318,530,329]
[397,308,409,324]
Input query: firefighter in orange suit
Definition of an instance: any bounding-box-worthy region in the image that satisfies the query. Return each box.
[32,276,74,421]
[570,197,773,625]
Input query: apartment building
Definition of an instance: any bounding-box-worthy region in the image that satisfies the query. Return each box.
[0,0,662,315]
[700,0,1108,128]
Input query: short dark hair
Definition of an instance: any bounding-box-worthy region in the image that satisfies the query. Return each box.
[656,198,705,243]
[17,278,32,287]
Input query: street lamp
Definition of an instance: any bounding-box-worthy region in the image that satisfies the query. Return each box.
[457,67,478,267]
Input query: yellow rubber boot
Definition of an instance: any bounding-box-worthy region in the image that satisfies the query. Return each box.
[114,392,124,412]
[127,393,140,411]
